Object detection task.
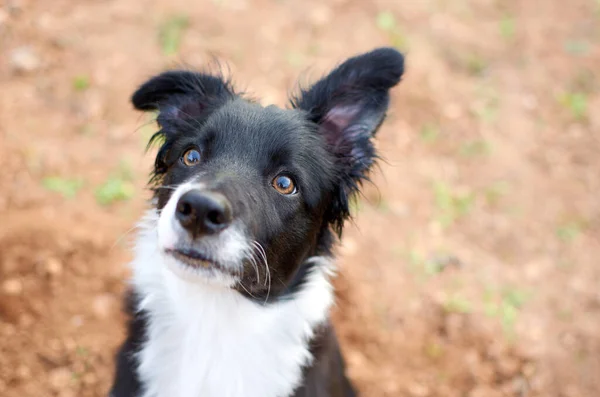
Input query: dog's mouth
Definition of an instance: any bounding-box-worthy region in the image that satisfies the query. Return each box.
[165,248,238,277]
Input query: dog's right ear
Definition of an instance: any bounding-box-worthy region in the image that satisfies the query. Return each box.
[131,71,235,122]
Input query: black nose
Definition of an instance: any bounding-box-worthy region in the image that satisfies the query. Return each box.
[175,190,233,237]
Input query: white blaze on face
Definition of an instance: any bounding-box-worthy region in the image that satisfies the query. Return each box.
[154,181,249,286]
[157,181,197,250]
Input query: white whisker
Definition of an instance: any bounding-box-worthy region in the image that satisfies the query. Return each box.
[247,250,260,285]
[110,224,140,251]
[154,185,179,191]
[252,241,271,303]
[237,280,258,300]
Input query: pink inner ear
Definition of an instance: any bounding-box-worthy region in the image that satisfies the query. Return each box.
[320,104,362,145]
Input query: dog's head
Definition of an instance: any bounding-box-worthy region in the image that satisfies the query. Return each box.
[133,48,404,301]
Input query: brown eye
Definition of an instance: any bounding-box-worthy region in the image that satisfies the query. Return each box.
[272,175,297,195]
[182,149,201,167]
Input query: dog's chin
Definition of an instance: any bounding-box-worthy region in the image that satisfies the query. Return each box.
[163,248,239,287]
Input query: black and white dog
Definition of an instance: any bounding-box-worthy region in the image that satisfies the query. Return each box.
[109,47,404,397]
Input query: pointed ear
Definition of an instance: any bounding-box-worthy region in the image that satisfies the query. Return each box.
[131,70,235,123]
[291,47,404,233]
[291,47,403,171]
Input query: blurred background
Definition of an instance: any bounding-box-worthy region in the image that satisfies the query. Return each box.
[1,0,599,396]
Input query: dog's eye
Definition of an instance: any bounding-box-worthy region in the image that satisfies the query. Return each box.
[272,175,297,195]
[182,149,201,167]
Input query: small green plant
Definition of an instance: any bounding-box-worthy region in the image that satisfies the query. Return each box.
[139,122,158,149]
[406,249,446,277]
[443,294,471,314]
[558,91,588,121]
[376,11,395,31]
[557,308,573,321]
[564,40,590,56]
[117,159,135,182]
[502,287,530,309]
[75,346,90,357]
[424,341,444,359]
[433,182,475,228]
[556,221,583,242]
[419,124,439,143]
[483,287,497,317]
[72,75,90,91]
[286,51,304,67]
[472,87,499,123]
[159,15,190,56]
[376,11,408,50]
[95,177,135,206]
[79,124,94,135]
[465,53,487,77]
[407,249,423,269]
[484,286,530,339]
[348,195,362,215]
[571,69,596,95]
[376,199,390,213]
[484,181,509,205]
[499,15,516,40]
[95,162,136,206]
[42,177,84,199]
[459,139,491,157]
[307,43,321,56]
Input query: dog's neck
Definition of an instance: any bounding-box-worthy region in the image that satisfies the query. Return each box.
[130,211,335,397]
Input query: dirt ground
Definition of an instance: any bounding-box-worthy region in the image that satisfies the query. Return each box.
[1,0,599,396]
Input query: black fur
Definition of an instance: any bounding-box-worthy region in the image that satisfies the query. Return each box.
[109,47,404,397]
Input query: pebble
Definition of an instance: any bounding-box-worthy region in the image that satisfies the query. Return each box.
[0,9,8,26]
[2,278,23,295]
[92,294,116,319]
[309,5,332,27]
[19,313,35,327]
[521,94,538,110]
[70,315,84,328]
[44,257,63,276]
[6,0,23,14]
[443,103,463,119]
[48,367,72,391]
[1,323,16,336]
[82,372,97,385]
[346,350,367,368]
[389,201,409,217]
[9,46,41,73]
[469,386,503,397]
[497,356,521,378]
[339,238,358,256]
[407,382,430,397]
[522,362,536,378]
[16,365,31,379]
[62,338,76,352]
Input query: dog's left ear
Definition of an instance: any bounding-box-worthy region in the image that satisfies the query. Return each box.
[291,48,404,231]
[292,48,404,165]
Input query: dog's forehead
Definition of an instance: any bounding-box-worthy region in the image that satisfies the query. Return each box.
[194,98,335,200]
[206,99,311,146]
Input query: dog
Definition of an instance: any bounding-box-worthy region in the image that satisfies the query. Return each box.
[108,47,404,397]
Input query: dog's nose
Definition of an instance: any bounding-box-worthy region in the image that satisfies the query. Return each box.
[175,190,232,237]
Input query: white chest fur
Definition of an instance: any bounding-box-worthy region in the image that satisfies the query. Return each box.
[130,214,334,397]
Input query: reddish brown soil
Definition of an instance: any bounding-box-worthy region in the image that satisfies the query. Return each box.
[1,1,599,396]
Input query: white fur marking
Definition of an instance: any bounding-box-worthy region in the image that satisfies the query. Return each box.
[131,211,334,397]
[156,182,249,286]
